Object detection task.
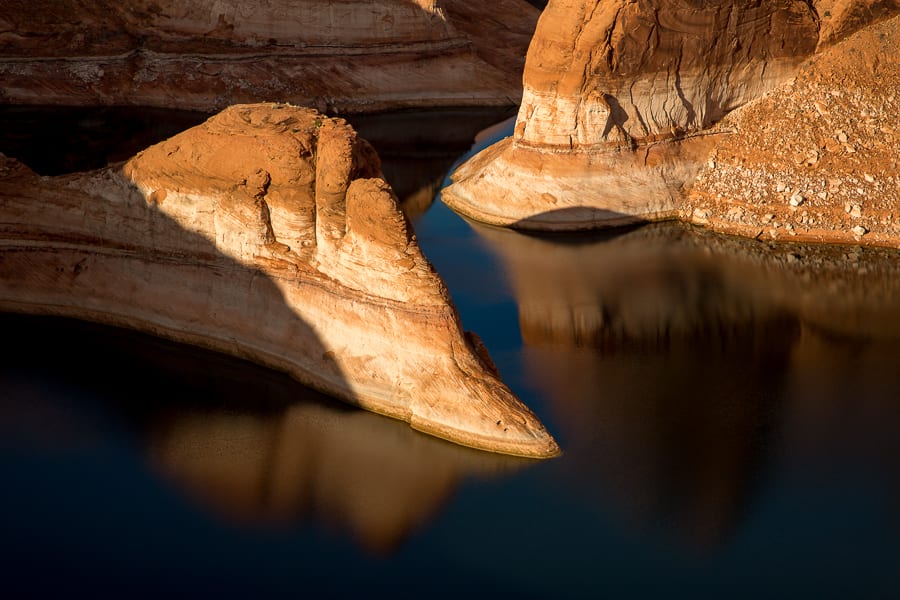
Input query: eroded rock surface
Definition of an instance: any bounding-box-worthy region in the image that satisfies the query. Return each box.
[0,103,558,458]
[444,0,899,235]
[445,0,820,229]
[0,0,539,112]
[687,14,900,247]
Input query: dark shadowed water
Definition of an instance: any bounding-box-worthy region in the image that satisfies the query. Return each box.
[1,107,899,599]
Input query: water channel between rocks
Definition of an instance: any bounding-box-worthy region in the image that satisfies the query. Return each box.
[1,106,899,598]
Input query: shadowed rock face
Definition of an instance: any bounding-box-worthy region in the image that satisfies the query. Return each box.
[0,0,539,113]
[0,103,558,458]
[444,0,899,234]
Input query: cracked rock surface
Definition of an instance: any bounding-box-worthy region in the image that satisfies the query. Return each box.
[444,0,820,229]
[444,0,900,240]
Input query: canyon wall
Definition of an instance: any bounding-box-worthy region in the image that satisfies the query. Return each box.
[0,103,558,458]
[0,0,539,112]
[444,0,900,236]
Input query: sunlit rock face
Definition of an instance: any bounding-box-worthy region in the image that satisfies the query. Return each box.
[815,0,900,45]
[0,103,558,458]
[515,0,818,149]
[0,0,539,112]
[686,13,900,247]
[445,0,899,234]
[443,0,820,229]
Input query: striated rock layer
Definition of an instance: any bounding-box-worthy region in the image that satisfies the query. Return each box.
[445,0,900,234]
[444,0,821,229]
[0,103,558,458]
[0,0,539,113]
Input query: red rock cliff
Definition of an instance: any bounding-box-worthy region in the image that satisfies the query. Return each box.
[0,0,539,112]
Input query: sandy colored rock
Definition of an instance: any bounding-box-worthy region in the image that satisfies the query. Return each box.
[444,0,820,229]
[445,1,900,234]
[687,15,900,248]
[0,103,558,458]
[0,0,539,113]
[815,0,900,45]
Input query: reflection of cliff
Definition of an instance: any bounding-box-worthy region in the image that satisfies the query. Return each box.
[0,0,539,113]
[0,314,523,554]
[444,0,820,229]
[472,220,900,548]
[473,222,900,346]
[149,403,499,553]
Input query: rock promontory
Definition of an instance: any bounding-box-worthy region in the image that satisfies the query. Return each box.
[0,103,559,458]
[444,0,820,229]
[444,0,899,238]
[0,0,539,113]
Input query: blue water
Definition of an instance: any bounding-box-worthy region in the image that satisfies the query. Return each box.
[2,109,900,598]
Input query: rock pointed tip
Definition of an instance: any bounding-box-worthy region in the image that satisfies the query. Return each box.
[410,396,562,460]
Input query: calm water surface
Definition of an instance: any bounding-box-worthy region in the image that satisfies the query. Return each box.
[1,108,899,598]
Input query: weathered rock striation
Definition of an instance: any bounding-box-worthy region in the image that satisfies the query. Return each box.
[444,0,899,235]
[444,0,821,229]
[0,0,539,112]
[0,103,559,458]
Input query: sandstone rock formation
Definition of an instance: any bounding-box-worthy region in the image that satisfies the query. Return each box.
[444,0,899,235]
[686,13,900,247]
[0,0,539,112]
[444,0,821,229]
[0,103,558,458]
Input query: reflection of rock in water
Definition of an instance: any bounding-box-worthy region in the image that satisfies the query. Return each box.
[149,403,508,554]
[523,335,790,550]
[472,220,900,549]
[0,314,526,555]
[473,221,900,347]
